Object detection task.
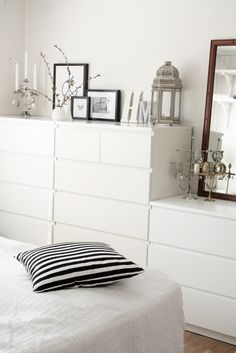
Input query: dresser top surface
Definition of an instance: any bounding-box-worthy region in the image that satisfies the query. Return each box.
[151,195,236,220]
[0,116,191,133]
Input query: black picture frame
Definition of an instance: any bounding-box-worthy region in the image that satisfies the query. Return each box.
[87,89,121,122]
[71,96,90,120]
[53,63,89,108]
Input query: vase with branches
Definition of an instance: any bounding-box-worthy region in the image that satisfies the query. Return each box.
[38,45,100,120]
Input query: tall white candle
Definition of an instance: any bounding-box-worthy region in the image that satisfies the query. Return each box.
[33,64,37,90]
[15,62,19,91]
[24,51,28,79]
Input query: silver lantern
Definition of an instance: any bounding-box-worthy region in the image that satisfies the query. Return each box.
[151,61,182,125]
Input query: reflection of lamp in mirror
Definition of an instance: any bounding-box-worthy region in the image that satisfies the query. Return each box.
[151,61,182,125]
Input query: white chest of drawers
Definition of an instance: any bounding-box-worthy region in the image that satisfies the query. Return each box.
[149,196,236,344]
[0,117,191,267]
[53,122,191,266]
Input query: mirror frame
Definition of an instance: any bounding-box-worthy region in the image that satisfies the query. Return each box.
[198,39,236,201]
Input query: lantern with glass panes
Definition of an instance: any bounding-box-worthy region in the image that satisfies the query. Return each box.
[151,61,182,125]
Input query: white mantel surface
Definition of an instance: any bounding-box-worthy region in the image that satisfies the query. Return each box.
[151,195,236,221]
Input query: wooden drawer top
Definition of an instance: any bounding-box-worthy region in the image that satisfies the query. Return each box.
[151,196,236,221]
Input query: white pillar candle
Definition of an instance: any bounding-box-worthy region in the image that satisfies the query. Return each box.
[33,64,37,90]
[24,51,28,79]
[15,62,19,91]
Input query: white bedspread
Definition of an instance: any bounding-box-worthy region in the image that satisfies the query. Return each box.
[0,236,184,353]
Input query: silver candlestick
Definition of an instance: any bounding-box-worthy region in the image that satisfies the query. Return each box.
[12,79,38,117]
[170,133,199,200]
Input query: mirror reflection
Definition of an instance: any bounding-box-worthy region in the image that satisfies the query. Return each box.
[208,45,236,195]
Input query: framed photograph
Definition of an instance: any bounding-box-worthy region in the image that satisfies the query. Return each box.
[71,96,90,120]
[53,63,89,108]
[87,89,121,122]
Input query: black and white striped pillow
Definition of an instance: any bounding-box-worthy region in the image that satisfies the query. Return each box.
[16,242,144,292]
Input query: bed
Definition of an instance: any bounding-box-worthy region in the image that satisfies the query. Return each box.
[0,236,184,353]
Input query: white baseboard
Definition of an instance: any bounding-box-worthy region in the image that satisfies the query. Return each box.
[185,324,236,345]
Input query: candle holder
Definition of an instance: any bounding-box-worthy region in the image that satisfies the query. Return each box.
[170,134,200,200]
[196,150,234,202]
[12,79,38,117]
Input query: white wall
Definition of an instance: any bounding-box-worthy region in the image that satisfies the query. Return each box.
[0,0,25,115]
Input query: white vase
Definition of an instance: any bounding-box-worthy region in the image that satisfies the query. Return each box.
[51,107,66,121]
[64,100,72,121]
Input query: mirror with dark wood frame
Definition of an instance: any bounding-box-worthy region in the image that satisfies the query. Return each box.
[198,39,236,201]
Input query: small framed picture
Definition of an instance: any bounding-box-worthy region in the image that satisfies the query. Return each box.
[87,89,121,122]
[71,96,90,120]
[53,63,89,108]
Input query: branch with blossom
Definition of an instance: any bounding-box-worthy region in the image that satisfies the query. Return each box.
[38,45,100,108]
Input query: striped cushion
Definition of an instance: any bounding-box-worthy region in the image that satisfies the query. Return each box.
[16,242,144,292]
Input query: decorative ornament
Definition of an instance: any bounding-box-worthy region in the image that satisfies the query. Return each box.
[151,61,182,125]
[12,79,38,117]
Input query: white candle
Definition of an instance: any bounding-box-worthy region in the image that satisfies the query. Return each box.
[33,64,37,90]
[15,62,19,91]
[24,51,28,79]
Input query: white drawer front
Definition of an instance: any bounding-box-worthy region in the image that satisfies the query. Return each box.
[15,123,54,156]
[56,126,100,162]
[148,244,236,298]
[0,153,53,189]
[183,287,236,337]
[0,182,52,220]
[0,123,14,152]
[54,192,149,240]
[55,160,150,204]
[0,121,54,156]
[0,211,50,245]
[100,131,152,168]
[54,223,147,267]
[150,207,236,260]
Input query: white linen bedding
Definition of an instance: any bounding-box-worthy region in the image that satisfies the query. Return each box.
[0,236,184,353]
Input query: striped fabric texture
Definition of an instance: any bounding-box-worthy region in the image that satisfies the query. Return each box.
[16,242,144,292]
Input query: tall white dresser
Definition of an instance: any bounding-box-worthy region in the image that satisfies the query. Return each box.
[149,196,236,344]
[0,116,191,267]
[53,121,192,267]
